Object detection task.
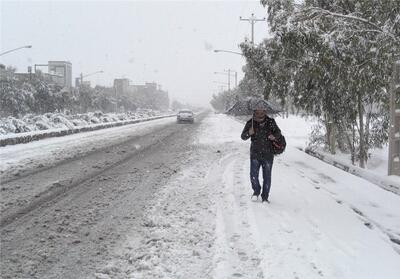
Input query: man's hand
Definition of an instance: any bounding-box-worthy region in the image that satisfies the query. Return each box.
[268,134,276,141]
[249,127,255,136]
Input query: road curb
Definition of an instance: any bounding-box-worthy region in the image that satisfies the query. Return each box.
[299,147,400,195]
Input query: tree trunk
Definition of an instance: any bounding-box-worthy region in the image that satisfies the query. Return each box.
[338,121,355,164]
[357,91,366,168]
[324,114,336,154]
[364,103,373,157]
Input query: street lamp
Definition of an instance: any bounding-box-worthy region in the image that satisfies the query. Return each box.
[0,45,32,56]
[213,49,243,56]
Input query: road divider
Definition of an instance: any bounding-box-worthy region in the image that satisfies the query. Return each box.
[0,114,176,147]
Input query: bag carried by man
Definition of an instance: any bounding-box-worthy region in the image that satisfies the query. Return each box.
[270,133,286,155]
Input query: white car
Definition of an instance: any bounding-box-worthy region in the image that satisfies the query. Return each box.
[177,109,194,123]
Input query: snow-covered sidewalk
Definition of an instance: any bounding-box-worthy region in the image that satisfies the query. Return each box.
[102,113,400,279]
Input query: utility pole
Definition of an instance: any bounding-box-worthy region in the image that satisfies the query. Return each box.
[227,69,231,91]
[215,69,238,90]
[240,13,266,44]
[224,69,238,89]
[235,71,238,88]
[388,60,400,176]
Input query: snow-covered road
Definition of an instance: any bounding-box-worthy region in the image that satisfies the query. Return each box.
[1,113,399,279]
[0,117,176,181]
[105,113,400,279]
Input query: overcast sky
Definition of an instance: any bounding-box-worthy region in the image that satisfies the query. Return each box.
[0,0,269,107]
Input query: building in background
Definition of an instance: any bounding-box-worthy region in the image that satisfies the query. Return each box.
[48,61,72,88]
[129,82,169,111]
[112,78,169,111]
[113,78,130,95]
[13,65,66,86]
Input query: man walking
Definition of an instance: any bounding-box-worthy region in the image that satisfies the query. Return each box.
[241,109,281,202]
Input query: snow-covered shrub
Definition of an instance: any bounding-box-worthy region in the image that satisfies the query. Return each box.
[107,114,120,122]
[117,114,127,121]
[71,118,88,127]
[50,114,75,129]
[0,118,16,134]
[35,120,51,130]
[88,114,100,124]
[8,117,32,133]
[93,111,104,118]
[0,109,164,135]
[21,114,36,125]
[44,113,53,119]
[0,127,7,135]
[307,122,327,151]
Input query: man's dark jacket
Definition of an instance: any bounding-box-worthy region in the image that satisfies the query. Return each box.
[241,116,281,160]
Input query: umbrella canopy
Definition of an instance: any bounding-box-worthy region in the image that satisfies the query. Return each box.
[226,97,282,116]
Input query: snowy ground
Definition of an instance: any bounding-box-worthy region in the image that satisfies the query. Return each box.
[101,113,400,278]
[1,113,399,278]
[274,115,399,193]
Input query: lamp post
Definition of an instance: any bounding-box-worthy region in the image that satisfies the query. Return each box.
[0,45,32,56]
[213,49,243,56]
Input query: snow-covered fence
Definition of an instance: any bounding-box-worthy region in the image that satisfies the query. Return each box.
[0,115,176,147]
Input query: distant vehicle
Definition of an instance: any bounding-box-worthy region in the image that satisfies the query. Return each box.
[177,109,194,123]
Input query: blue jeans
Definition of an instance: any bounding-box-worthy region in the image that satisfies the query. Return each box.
[250,158,273,199]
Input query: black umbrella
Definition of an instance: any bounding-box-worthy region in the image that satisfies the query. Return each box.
[226,97,282,116]
[226,97,282,130]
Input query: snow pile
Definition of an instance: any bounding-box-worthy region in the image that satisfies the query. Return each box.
[0,109,163,135]
[0,110,175,147]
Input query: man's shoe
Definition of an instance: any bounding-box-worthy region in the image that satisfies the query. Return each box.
[262,197,270,203]
[251,193,259,201]
[261,194,269,203]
